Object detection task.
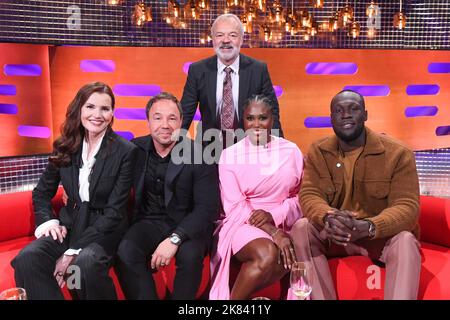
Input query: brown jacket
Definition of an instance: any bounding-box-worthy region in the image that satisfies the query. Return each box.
[299,127,420,239]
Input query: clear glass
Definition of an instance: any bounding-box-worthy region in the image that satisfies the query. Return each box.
[290,261,313,300]
[0,287,27,300]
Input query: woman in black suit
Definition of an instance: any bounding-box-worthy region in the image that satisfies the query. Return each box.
[11,82,137,300]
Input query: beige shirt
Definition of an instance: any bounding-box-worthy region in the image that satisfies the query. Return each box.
[339,146,364,216]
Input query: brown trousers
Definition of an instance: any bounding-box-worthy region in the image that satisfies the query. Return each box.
[290,218,421,300]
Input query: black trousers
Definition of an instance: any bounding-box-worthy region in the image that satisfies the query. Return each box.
[115,218,208,300]
[11,235,117,300]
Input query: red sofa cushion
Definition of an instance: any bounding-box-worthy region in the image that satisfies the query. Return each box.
[419,195,450,247]
[0,189,64,242]
[329,242,450,300]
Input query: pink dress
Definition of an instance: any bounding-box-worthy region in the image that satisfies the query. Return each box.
[209,136,304,300]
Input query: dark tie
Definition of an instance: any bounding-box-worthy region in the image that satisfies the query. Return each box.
[221,66,234,130]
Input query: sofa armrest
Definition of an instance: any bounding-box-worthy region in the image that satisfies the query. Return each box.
[0,188,64,242]
[419,195,450,247]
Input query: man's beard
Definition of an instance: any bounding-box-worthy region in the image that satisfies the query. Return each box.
[215,46,239,62]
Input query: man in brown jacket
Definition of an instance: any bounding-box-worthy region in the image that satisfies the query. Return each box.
[291,90,421,300]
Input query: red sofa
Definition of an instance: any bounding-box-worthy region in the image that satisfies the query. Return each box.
[0,190,449,299]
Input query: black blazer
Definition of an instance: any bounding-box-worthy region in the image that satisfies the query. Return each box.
[32,129,138,250]
[180,53,284,136]
[131,135,219,241]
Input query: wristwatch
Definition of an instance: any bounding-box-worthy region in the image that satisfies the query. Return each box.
[366,220,376,239]
[170,233,182,246]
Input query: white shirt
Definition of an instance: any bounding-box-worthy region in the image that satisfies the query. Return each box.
[34,133,106,256]
[216,56,240,120]
[78,133,105,202]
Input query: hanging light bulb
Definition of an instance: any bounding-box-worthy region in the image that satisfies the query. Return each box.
[132,2,147,27]
[199,32,207,44]
[241,14,253,33]
[309,0,324,9]
[185,0,200,20]
[196,0,210,10]
[165,0,187,29]
[367,27,376,38]
[144,4,152,22]
[172,1,180,18]
[300,10,312,28]
[309,23,318,37]
[328,15,338,31]
[269,0,284,25]
[320,21,329,31]
[348,21,360,38]
[166,0,180,20]
[393,0,407,29]
[285,19,291,33]
[261,23,271,42]
[227,0,244,8]
[246,5,256,22]
[107,0,124,5]
[256,0,267,12]
[290,20,300,36]
[340,3,354,27]
[393,12,407,29]
[366,1,379,18]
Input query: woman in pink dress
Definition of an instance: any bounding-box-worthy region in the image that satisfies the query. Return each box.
[210,95,304,300]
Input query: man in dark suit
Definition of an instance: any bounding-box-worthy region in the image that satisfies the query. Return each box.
[115,92,219,300]
[181,13,283,141]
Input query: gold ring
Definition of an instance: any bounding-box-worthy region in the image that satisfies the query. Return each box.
[57,272,64,276]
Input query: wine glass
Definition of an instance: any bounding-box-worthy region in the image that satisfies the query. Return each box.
[290,261,313,300]
[0,287,27,300]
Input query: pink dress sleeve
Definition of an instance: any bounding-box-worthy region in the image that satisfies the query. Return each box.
[270,147,304,229]
[219,164,254,226]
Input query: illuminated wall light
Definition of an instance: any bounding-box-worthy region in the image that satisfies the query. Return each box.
[115,131,135,140]
[406,84,440,95]
[0,103,18,114]
[436,126,450,136]
[428,63,450,73]
[343,85,390,96]
[193,108,201,121]
[0,85,16,95]
[4,64,41,76]
[273,85,283,97]
[182,62,192,74]
[304,116,332,128]
[114,108,147,120]
[404,106,438,117]
[18,125,51,138]
[80,60,115,72]
[305,62,358,75]
[113,84,161,96]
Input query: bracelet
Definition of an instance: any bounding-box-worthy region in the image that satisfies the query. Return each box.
[270,228,280,238]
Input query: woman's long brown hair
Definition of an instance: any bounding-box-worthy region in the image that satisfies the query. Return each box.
[49,82,115,167]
